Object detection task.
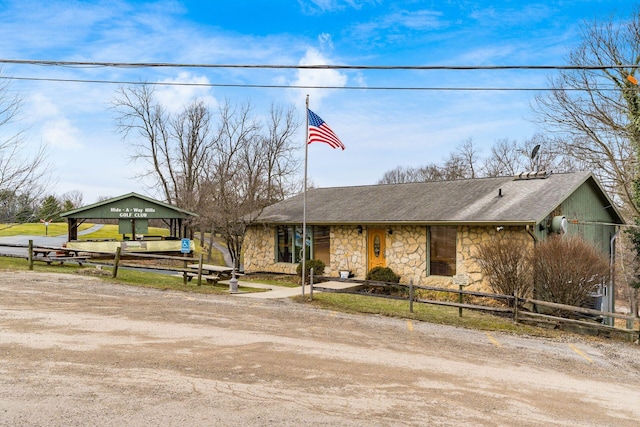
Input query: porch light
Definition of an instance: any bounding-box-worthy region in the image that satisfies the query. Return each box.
[356,225,363,234]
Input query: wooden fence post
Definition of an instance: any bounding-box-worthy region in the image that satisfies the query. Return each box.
[458,284,464,317]
[310,268,314,301]
[112,247,121,278]
[513,288,519,324]
[409,279,414,313]
[196,253,203,286]
[28,239,34,271]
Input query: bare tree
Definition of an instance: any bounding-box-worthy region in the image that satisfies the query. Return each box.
[60,190,84,211]
[113,85,215,235]
[202,101,301,268]
[0,77,49,223]
[454,137,480,178]
[114,87,301,267]
[112,85,174,202]
[261,103,301,201]
[377,136,575,184]
[482,138,522,177]
[169,100,214,216]
[532,10,640,218]
[378,165,413,184]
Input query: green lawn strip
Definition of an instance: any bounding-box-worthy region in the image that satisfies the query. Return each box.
[0,257,263,294]
[77,224,169,240]
[0,222,94,237]
[297,292,559,337]
[241,274,300,288]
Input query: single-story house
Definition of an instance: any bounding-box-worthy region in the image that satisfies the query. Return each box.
[243,171,624,289]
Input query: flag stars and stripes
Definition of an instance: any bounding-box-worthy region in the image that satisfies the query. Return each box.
[307,109,345,150]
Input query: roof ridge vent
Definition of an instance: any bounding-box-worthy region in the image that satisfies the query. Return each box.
[513,170,550,180]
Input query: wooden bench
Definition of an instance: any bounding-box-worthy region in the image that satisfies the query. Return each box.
[186,272,220,284]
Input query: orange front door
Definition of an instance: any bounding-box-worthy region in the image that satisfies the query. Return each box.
[367,228,386,271]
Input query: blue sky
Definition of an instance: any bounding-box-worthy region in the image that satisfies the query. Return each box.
[0,0,633,204]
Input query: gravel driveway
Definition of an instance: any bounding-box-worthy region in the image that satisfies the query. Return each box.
[1,271,639,426]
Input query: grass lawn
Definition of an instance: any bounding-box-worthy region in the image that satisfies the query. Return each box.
[77,224,167,240]
[0,222,94,237]
[295,292,560,337]
[241,273,300,288]
[0,256,260,295]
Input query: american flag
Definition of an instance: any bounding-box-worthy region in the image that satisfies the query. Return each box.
[307,109,345,150]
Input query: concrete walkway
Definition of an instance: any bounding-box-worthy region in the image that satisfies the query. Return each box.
[228,280,359,299]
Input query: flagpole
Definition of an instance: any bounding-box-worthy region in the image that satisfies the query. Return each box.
[302,95,309,296]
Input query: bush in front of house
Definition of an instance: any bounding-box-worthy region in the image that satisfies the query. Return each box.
[366,266,401,283]
[531,235,609,313]
[296,259,326,283]
[475,234,533,302]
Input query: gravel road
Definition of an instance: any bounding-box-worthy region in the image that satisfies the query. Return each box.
[1,270,639,426]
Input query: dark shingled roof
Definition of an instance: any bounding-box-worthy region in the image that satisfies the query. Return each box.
[254,171,622,226]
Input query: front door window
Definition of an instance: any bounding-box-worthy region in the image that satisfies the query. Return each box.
[367,228,386,270]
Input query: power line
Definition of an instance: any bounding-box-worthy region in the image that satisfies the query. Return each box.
[0,58,633,91]
[0,75,621,92]
[2,58,640,70]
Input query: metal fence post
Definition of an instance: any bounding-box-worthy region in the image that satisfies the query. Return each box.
[310,268,314,300]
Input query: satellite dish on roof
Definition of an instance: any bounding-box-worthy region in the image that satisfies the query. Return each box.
[531,144,541,160]
[531,144,541,172]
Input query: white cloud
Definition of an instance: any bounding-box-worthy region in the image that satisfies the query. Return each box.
[299,0,380,14]
[42,118,82,149]
[288,48,348,107]
[155,72,218,113]
[349,8,446,44]
[28,93,82,149]
[29,93,61,117]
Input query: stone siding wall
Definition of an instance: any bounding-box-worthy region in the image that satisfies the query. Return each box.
[330,226,367,278]
[458,226,534,290]
[243,224,535,289]
[243,225,297,275]
[385,225,428,284]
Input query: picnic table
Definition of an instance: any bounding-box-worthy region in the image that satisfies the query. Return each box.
[31,247,90,266]
[186,263,235,284]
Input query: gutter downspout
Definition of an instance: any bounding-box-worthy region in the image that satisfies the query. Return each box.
[526,225,539,309]
[526,224,538,245]
[609,227,620,328]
